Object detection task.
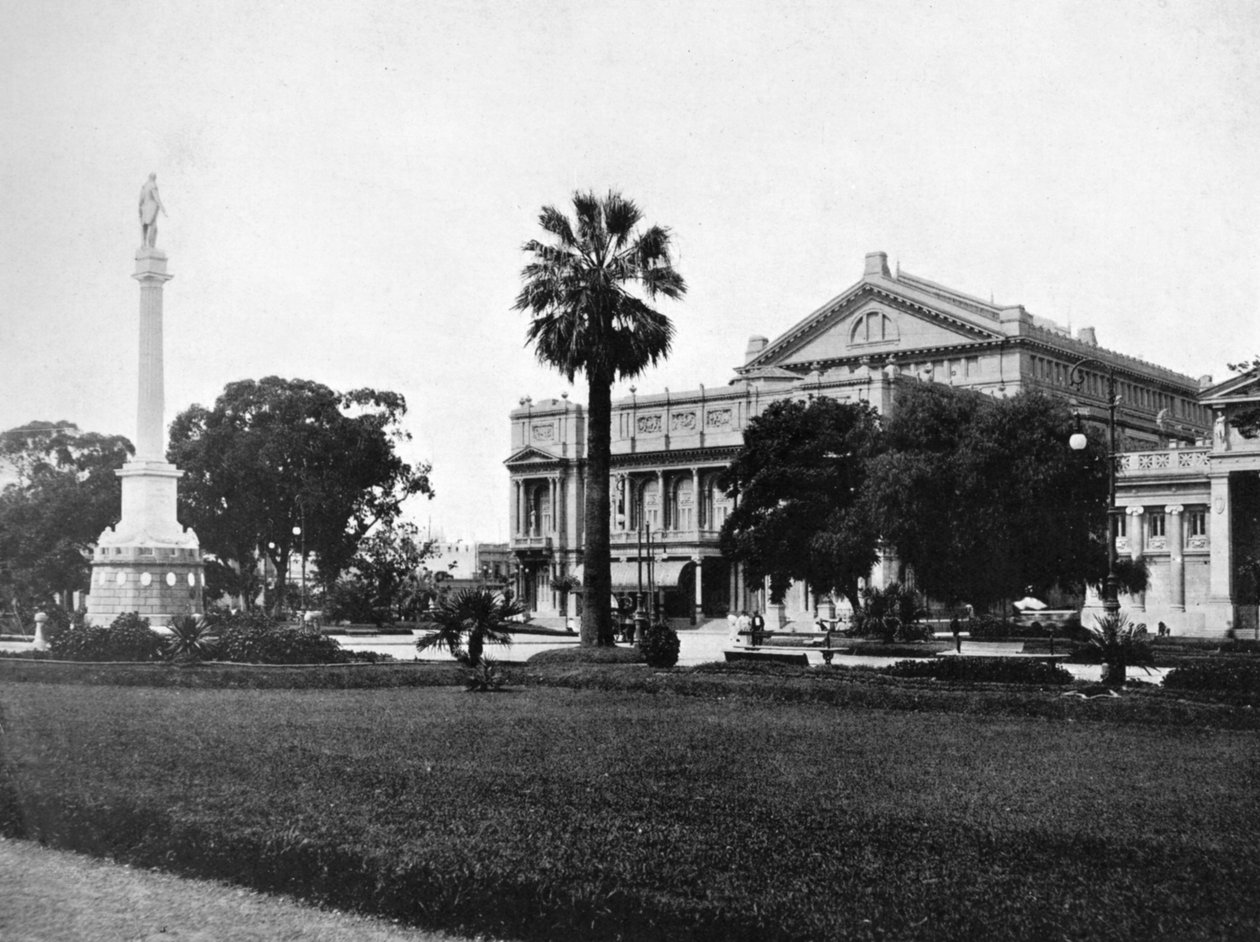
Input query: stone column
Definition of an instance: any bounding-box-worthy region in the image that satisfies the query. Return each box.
[1167,505,1185,612]
[1207,473,1233,605]
[691,467,700,533]
[134,248,172,460]
[513,480,522,538]
[87,243,202,626]
[1127,507,1146,613]
[656,470,665,529]
[548,477,557,534]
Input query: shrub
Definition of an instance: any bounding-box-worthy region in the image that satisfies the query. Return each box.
[212,612,348,665]
[852,582,928,642]
[48,612,164,662]
[640,622,680,668]
[880,657,1074,685]
[1163,659,1260,698]
[528,646,643,665]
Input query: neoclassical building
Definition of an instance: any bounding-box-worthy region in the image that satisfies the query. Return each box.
[507,252,1219,628]
[1104,369,1260,636]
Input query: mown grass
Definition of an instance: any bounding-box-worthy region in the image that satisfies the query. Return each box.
[2,681,1258,941]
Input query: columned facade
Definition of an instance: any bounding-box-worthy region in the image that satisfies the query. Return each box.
[508,251,1218,630]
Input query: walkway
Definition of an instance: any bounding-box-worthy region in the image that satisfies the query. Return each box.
[0,837,477,942]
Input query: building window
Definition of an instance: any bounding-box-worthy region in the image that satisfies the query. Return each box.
[671,477,693,531]
[849,310,898,345]
[1188,508,1207,538]
[1113,513,1127,539]
[1148,512,1166,539]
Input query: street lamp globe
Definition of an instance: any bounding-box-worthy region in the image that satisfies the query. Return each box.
[1069,431,1088,451]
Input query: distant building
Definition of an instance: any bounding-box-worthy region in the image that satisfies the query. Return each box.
[423,540,513,592]
[507,251,1216,628]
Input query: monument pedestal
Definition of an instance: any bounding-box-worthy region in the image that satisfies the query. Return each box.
[86,242,203,626]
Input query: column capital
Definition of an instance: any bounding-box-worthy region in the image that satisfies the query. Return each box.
[1126,506,1145,516]
[1165,504,1184,515]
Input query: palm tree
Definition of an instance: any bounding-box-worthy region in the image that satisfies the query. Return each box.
[415,587,524,667]
[515,191,686,646]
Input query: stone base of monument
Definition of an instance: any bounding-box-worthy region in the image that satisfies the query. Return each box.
[85,459,204,628]
[86,545,204,629]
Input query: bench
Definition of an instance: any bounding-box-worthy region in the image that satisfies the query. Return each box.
[724,649,810,666]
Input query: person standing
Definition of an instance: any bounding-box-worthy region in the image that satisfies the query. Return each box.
[727,610,739,645]
[750,609,766,647]
[736,610,751,647]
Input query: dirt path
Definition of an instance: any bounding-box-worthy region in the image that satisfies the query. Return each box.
[0,837,486,942]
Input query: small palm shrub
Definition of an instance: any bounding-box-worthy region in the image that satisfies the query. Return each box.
[165,614,216,662]
[48,612,164,662]
[465,658,508,692]
[1082,612,1154,688]
[416,587,524,671]
[640,622,680,668]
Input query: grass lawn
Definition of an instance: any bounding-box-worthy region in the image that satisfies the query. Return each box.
[2,681,1258,941]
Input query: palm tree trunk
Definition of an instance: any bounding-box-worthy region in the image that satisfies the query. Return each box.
[581,372,614,646]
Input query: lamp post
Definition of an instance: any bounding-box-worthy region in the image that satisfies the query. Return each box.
[1068,357,1121,617]
[293,523,306,616]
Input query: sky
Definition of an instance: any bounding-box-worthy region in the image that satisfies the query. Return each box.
[2,0,1257,541]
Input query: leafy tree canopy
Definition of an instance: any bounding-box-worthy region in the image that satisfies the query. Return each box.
[719,397,883,609]
[324,520,435,624]
[863,384,1109,608]
[0,422,133,614]
[168,377,432,612]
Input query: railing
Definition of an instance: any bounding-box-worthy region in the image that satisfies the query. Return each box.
[510,535,553,550]
[609,528,722,545]
[1115,448,1209,476]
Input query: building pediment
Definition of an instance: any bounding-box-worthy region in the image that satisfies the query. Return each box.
[1201,368,1260,406]
[504,445,566,467]
[741,277,1006,373]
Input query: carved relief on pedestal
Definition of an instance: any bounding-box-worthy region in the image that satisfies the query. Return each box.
[531,423,556,442]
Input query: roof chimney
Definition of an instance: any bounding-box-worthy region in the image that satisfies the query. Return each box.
[744,335,768,364]
[864,251,891,278]
[1077,326,1097,346]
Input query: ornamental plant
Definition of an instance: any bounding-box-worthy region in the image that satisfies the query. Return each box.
[164,614,216,663]
[640,621,680,668]
[48,611,163,662]
[416,587,524,672]
[1082,611,1154,688]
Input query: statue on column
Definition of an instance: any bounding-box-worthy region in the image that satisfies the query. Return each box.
[138,173,167,248]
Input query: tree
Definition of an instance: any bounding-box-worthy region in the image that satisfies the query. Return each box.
[1226,356,1260,438]
[863,384,1110,609]
[325,520,434,624]
[168,377,433,613]
[515,191,686,646]
[719,397,884,612]
[0,422,132,617]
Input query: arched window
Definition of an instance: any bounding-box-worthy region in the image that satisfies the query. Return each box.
[849,310,898,345]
